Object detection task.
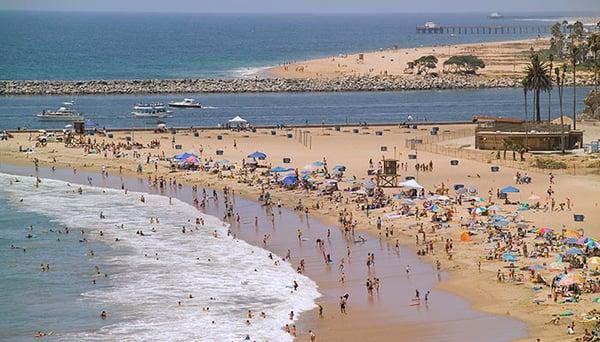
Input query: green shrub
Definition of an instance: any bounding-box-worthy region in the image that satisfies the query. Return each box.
[532,158,567,169]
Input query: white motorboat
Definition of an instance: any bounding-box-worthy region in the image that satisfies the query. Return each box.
[488,12,504,19]
[132,103,172,118]
[168,98,202,108]
[37,102,83,121]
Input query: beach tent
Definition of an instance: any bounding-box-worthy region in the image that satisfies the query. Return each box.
[500,186,520,193]
[502,252,518,262]
[173,152,197,161]
[229,116,247,123]
[536,227,554,235]
[460,231,471,242]
[563,230,581,239]
[399,179,423,189]
[565,247,584,255]
[248,151,267,160]
[398,198,415,205]
[528,264,546,271]
[363,179,376,190]
[558,273,584,287]
[588,257,600,269]
[271,166,292,173]
[183,156,200,165]
[304,161,325,171]
[564,237,580,245]
[281,174,298,186]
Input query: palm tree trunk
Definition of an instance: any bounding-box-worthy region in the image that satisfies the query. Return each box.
[536,88,541,122]
[559,82,565,153]
[548,89,552,122]
[573,63,577,130]
[524,89,528,122]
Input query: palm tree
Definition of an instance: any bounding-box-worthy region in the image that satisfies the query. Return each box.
[523,54,552,122]
[521,78,529,122]
[568,42,582,130]
[547,54,554,122]
[555,66,566,153]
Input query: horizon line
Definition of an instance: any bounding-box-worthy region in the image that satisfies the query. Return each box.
[0,9,598,16]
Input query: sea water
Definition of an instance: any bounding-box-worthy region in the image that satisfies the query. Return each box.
[0,11,586,80]
[0,87,592,130]
[0,173,320,341]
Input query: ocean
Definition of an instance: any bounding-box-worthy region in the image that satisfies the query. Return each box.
[0,172,319,341]
[0,11,584,80]
[0,87,592,130]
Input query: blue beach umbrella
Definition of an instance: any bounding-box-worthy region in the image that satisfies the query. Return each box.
[248,151,267,160]
[271,166,291,173]
[500,186,520,193]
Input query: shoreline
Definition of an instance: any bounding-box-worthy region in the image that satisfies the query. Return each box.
[0,152,527,341]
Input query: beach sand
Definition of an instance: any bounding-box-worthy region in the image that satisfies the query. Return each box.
[2,122,600,341]
[269,38,549,80]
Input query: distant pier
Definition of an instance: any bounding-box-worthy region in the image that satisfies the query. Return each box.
[416,24,551,34]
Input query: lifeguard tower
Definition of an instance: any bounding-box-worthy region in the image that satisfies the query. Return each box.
[377,159,400,187]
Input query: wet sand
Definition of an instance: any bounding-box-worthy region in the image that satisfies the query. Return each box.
[0,162,526,341]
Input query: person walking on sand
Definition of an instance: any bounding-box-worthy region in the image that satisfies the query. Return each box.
[309,330,316,341]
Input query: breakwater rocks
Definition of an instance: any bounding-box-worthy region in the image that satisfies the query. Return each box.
[0,76,523,96]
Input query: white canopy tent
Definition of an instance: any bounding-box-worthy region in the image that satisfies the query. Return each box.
[229,116,247,123]
[398,179,423,189]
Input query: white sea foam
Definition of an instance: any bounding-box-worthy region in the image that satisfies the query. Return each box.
[230,66,272,79]
[0,173,320,341]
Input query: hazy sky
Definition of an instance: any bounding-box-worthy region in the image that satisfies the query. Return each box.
[1,0,599,14]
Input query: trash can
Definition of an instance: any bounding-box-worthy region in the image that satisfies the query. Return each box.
[216,149,224,155]
[283,157,291,163]
[408,154,417,160]
[375,131,383,136]
[380,146,387,151]
[175,144,182,150]
[491,166,500,172]
[574,214,585,222]
[217,135,222,140]
[450,160,459,166]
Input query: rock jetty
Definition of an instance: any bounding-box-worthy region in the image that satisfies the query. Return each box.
[1,75,596,96]
[1,75,523,96]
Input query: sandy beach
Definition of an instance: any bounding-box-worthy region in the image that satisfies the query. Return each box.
[269,38,550,80]
[2,121,600,341]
